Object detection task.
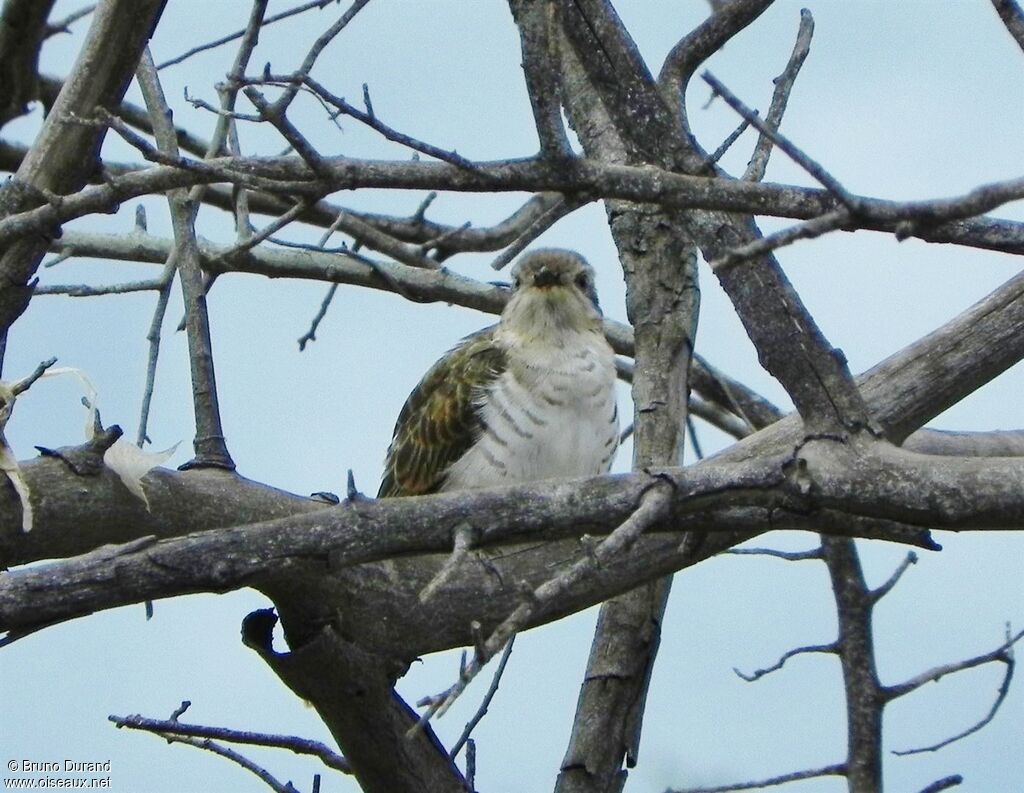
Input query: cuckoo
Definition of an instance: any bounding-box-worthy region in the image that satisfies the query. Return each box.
[378,249,619,497]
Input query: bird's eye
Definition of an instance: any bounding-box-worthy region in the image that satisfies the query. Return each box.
[575,273,589,289]
[511,276,521,289]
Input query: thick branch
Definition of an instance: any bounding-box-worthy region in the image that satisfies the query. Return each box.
[991,0,1024,53]
[11,438,1024,655]
[5,156,1024,256]
[0,0,56,127]
[0,0,166,344]
[822,537,883,792]
[242,610,465,793]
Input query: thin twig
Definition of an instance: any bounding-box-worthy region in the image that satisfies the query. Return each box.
[415,482,674,723]
[703,70,860,212]
[158,0,342,69]
[733,642,836,682]
[133,731,299,793]
[744,9,815,181]
[164,0,271,341]
[312,205,442,269]
[708,208,851,271]
[668,762,847,793]
[43,4,96,38]
[701,118,750,173]
[449,635,516,759]
[269,0,372,113]
[110,713,351,774]
[686,414,704,460]
[34,279,165,297]
[488,196,581,270]
[725,546,822,561]
[917,775,964,793]
[870,551,918,602]
[10,357,58,396]
[137,259,176,447]
[890,627,1024,755]
[42,249,75,268]
[298,284,339,351]
[267,74,476,169]
[218,198,313,262]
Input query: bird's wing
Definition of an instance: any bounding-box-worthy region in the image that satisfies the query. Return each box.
[378,327,506,498]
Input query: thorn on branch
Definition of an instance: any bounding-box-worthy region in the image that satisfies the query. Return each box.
[169,700,192,721]
[344,468,364,502]
[362,83,374,119]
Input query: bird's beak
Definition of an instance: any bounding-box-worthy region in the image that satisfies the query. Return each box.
[531,267,562,289]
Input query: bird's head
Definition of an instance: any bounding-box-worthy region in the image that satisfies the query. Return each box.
[501,249,603,341]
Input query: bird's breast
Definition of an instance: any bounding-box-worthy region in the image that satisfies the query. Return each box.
[442,335,619,491]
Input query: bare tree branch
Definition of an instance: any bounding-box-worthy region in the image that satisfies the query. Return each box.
[667,762,847,793]
[8,154,1024,256]
[157,0,338,70]
[418,481,675,721]
[888,626,1024,755]
[733,641,836,683]
[917,775,964,793]
[510,0,574,158]
[869,551,918,603]
[133,732,300,793]
[449,634,516,760]
[110,711,351,774]
[242,610,466,793]
[0,0,56,127]
[0,0,167,364]
[991,0,1024,53]
[822,536,883,792]
[743,8,815,182]
[724,545,822,561]
[136,48,234,470]
[704,71,859,210]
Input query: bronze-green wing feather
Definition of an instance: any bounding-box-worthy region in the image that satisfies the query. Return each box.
[378,328,507,498]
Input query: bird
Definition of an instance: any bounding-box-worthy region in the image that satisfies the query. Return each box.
[378,248,619,498]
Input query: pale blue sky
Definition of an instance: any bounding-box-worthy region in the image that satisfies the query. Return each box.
[2,2,1023,791]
